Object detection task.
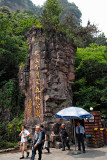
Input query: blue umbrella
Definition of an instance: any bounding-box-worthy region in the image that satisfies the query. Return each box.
[56,106,92,151]
[56,106,92,119]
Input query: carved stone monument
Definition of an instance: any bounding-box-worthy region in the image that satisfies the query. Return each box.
[19,26,76,147]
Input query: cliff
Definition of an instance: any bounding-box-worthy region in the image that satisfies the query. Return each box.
[0,0,36,12]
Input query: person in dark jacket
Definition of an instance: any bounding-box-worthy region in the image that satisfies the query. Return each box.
[60,124,70,151]
[40,125,50,153]
[30,125,42,160]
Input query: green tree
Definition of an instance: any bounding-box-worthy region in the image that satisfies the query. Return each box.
[73,44,107,118]
[8,117,23,142]
[0,8,39,146]
[61,17,99,47]
[12,11,39,36]
[40,0,63,32]
[0,8,40,86]
[0,80,25,117]
[94,33,107,46]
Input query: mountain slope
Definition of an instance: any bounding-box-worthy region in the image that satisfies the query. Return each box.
[0,0,36,12]
[0,0,81,22]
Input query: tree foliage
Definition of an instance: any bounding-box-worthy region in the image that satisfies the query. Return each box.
[0,8,39,145]
[61,17,99,47]
[0,7,39,86]
[0,80,25,117]
[94,33,107,46]
[40,0,63,32]
[8,117,23,142]
[73,44,107,118]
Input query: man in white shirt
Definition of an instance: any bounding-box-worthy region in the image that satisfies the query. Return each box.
[19,125,30,159]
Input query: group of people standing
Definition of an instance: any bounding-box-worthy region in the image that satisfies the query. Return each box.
[19,121,85,159]
[19,125,50,160]
[60,122,85,153]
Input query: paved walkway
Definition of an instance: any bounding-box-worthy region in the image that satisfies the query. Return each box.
[0,146,107,160]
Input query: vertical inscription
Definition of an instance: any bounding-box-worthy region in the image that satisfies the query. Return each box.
[25,98,32,121]
[34,51,41,117]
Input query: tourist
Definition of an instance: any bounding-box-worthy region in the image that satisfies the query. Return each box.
[30,125,42,160]
[60,123,70,151]
[40,124,50,153]
[76,121,85,153]
[19,125,30,159]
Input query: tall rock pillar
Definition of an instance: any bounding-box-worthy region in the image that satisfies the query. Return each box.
[19,26,77,142]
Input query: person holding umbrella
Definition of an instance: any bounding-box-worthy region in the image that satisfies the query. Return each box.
[60,124,70,151]
[76,121,85,153]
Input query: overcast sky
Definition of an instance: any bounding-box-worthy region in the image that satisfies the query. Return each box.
[31,0,107,37]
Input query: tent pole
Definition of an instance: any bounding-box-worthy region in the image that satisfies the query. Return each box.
[70,119,73,142]
[73,119,76,151]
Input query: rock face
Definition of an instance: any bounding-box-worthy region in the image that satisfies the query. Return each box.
[0,0,35,12]
[19,26,76,146]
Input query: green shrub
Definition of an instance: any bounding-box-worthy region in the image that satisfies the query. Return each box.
[0,135,18,149]
[8,117,23,142]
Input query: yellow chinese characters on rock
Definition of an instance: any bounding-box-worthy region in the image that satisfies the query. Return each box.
[34,50,41,118]
[34,51,39,56]
[35,86,40,93]
[35,102,40,108]
[35,71,39,78]
[35,94,40,101]
[35,109,40,117]
[25,99,32,120]
[35,79,40,85]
